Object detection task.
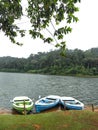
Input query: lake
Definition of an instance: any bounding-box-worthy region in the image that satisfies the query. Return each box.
[0,72,98,109]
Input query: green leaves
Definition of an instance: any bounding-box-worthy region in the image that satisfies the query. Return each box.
[55,3,65,22]
[54,26,72,36]
[19,30,25,37]
[0,0,24,44]
[27,0,80,53]
[0,0,80,52]
[29,30,44,40]
[44,37,53,43]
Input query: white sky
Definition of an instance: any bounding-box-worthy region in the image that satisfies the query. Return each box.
[0,0,98,58]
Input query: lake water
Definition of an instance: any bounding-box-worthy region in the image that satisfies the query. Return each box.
[0,72,98,109]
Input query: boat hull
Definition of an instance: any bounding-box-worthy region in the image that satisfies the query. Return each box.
[13,104,33,114]
[35,95,60,113]
[60,97,84,110]
[65,103,84,110]
[11,96,33,114]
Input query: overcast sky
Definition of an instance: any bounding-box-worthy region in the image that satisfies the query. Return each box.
[0,0,98,58]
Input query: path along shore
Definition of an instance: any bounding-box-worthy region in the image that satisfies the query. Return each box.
[0,105,98,115]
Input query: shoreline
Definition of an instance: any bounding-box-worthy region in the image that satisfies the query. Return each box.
[0,105,98,115]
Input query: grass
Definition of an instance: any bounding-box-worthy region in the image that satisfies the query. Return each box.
[0,110,98,130]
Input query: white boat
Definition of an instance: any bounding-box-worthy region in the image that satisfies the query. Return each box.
[11,96,34,114]
[60,96,84,110]
[35,95,60,113]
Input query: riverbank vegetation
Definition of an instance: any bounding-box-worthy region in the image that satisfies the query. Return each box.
[0,110,98,130]
[0,47,98,76]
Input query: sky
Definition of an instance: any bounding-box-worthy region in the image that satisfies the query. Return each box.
[0,0,98,58]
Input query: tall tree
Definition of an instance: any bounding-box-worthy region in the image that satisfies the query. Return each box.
[0,0,80,52]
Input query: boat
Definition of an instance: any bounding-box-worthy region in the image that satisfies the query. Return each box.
[11,96,34,114]
[60,96,84,110]
[35,95,60,113]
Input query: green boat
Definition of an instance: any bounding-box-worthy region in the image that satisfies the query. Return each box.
[11,96,34,114]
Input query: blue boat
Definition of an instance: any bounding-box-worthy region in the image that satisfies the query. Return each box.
[35,95,60,113]
[60,96,84,110]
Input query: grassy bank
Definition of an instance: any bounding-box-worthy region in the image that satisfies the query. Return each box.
[0,110,98,130]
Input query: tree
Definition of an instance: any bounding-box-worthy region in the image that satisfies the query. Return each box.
[0,0,25,45]
[0,0,80,52]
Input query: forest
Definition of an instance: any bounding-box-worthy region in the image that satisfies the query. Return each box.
[0,47,98,76]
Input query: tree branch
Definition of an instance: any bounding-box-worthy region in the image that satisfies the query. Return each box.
[46,27,58,45]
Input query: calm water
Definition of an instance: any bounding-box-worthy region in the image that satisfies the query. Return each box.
[0,72,98,109]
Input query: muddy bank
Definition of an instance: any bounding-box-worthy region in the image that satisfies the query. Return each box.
[0,108,18,115]
[84,105,98,112]
[0,105,98,115]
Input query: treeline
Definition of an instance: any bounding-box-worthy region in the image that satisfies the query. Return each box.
[0,47,98,76]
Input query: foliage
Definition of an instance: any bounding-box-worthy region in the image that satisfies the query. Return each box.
[0,47,98,76]
[0,0,25,45]
[27,0,80,53]
[0,0,80,51]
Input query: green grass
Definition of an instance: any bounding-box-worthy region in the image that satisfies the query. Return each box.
[0,110,98,130]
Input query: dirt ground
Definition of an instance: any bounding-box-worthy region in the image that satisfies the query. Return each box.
[84,105,98,112]
[0,105,98,115]
[0,108,19,115]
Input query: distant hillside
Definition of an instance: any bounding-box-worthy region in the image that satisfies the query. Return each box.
[0,47,98,76]
[85,47,98,57]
